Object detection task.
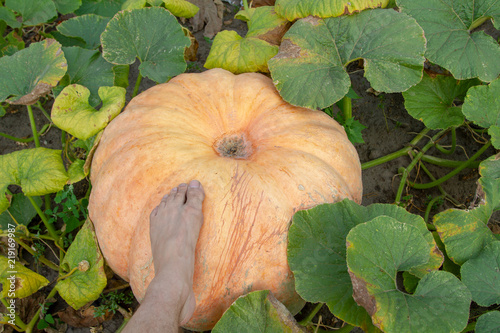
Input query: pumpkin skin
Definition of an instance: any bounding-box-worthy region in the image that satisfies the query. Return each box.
[88,68,362,331]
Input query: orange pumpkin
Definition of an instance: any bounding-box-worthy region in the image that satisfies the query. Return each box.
[88,68,362,330]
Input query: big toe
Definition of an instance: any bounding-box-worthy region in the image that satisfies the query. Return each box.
[186,180,205,209]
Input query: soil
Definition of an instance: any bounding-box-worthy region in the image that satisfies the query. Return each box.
[1,2,498,333]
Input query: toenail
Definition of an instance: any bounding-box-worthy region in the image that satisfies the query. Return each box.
[179,183,188,187]
[189,180,200,188]
[171,187,178,192]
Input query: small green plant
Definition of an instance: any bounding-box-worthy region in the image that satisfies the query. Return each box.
[36,300,55,330]
[424,195,444,211]
[94,290,135,318]
[45,185,87,234]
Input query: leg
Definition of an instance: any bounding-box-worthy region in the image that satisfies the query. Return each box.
[123,180,205,332]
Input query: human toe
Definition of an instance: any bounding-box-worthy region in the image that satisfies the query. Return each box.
[173,183,188,203]
[186,180,205,209]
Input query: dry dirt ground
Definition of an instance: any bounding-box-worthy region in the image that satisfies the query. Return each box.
[1,3,498,333]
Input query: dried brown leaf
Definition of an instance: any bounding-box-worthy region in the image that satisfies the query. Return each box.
[56,304,113,328]
[186,0,225,38]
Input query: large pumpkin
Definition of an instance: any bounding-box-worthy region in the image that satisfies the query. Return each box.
[88,68,362,330]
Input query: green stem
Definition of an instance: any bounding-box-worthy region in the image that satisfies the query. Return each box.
[25,287,58,333]
[0,122,49,143]
[132,73,142,98]
[45,194,51,211]
[409,141,491,190]
[414,155,462,207]
[420,154,480,169]
[27,105,40,148]
[424,195,445,224]
[115,306,133,333]
[298,303,324,326]
[0,131,35,142]
[337,96,352,121]
[57,266,78,281]
[395,129,449,204]
[361,128,430,170]
[0,298,27,330]
[243,0,249,11]
[434,127,456,155]
[27,196,60,244]
[469,16,490,30]
[35,101,52,122]
[14,238,60,271]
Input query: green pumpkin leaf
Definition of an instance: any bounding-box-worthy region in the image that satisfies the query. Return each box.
[462,78,500,149]
[205,31,278,74]
[0,39,67,105]
[55,219,107,309]
[53,0,83,15]
[268,9,425,109]
[490,126,500,151]
[52,84,126,140]
[121,0,147,10]
[148,0,163,5]
[0,31,25,57]
[476,311,500,333]
[113,64,129,88]
[274,0,391,21]
[0,256,50,299]
[478,153,500,212]
[75,0,127,17]
[101,7,190,83]
[397,0,500,82]
[0,6,22,28]
[287,200,442,331]
[434,154,500,265]
[461,241,500,307]
[0,194,42,229]
[5,0,57,26]
[68,159,87,184]
[402,73,480,129]
[59,46,115,107]
[163,0,199,18]
[347,217,471,333]
[57,14,110,50]
[212,290,303,332]
[0,148,69,214]
[205,7,289,74]
[50,31,87,48]
[435,207,497,266]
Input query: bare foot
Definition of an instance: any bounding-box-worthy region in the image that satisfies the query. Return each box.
[149,180,205,326]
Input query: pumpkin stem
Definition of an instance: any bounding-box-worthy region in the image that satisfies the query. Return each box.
[214,133,253,159]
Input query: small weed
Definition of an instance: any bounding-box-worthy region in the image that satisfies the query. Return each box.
[424,195,444,211]
[94,290,135,317]
[187,61,203,72]
[377,94,386,109]
[398,194,413,208]
[32,242,45,264]
[45,185,87,234]
[37,301,55,330]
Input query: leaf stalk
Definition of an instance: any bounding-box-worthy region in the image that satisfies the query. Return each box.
[26,105,40,148]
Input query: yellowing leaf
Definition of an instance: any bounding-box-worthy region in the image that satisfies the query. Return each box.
[0,256,49,299]
[275,0,391,20]
[52,84,126,140]
[0,148,68,214]
[55,219,107,309]
[163,0,199,18]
